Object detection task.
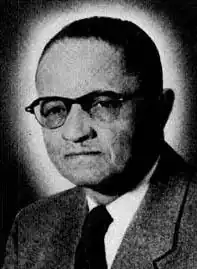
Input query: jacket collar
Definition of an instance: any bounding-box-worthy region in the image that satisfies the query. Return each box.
[58,143,191,269]
[68,173,188,269]
[56,187,87,269]
[111,144,190,269]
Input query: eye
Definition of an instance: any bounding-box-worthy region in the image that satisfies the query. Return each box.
[40,101,66,117]
[92,99,122,109]
[89,98,123,122]
[92,100,122,113]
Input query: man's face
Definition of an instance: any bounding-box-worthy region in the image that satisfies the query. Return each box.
[36,38,160,193]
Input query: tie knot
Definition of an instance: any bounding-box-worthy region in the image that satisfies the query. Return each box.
[82,205,113,238]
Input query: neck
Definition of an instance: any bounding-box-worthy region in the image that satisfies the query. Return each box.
[83,147,161,205]
[84,187,119,205]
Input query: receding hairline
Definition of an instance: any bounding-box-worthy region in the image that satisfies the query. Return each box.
[36,16,163,96]
[38,35,124,65]
[36,36,128,84]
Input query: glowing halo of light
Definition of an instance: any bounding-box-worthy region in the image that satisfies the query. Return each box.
[16,1,188,196]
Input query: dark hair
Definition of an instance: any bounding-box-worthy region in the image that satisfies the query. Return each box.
[39,16,163,96]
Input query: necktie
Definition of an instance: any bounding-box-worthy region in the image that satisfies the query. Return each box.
[75,205,113,269]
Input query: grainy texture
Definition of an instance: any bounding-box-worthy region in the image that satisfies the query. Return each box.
[2,142,197,269]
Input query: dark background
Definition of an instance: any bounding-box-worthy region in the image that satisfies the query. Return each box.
[0,0,197,265]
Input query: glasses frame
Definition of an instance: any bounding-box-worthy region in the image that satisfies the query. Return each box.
[25,91,161,129]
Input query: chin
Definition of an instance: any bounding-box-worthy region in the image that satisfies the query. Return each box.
[65,175,106,189]
[51,153,131,189]
[58,163,120,188]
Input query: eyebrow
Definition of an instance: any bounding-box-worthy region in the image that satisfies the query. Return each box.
[83,90,123,98]
[40,90,124,101]
[26,90,124,111]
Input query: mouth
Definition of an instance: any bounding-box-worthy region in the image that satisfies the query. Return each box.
[64,151,102,158]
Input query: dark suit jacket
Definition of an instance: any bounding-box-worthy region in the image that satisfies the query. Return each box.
[2,143,197,269]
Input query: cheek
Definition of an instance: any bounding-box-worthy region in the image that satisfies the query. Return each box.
[97,120,134,165]
[111,130,133,165]
[42,130,62,159]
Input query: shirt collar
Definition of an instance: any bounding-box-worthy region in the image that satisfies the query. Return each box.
[87,156,159,221]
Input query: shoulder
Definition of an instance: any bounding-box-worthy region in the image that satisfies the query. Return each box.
[153,142,197,211]
[3,187,86,266]
[161,141,197,217]
[178,170,197,253]
[155,142,196,185]
[160,142,195,174]
[184,170,197,217]
[15,186,85,230]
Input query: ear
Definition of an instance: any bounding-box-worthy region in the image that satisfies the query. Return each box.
[160,88,175,128]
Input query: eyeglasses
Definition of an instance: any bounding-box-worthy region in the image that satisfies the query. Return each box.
[25,91,158,129]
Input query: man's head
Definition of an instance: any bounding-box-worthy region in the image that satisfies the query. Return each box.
[27,17,174,195]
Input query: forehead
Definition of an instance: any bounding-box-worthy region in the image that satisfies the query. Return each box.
[36,38,140,98]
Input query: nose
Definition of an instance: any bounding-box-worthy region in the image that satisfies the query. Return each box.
[61,104,96,143]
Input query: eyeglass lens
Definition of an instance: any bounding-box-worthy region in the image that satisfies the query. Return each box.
[34,95,126,129]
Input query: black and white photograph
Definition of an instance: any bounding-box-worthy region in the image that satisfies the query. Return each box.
[0,0,197,268]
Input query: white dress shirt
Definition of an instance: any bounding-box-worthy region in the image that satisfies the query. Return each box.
[86,159,159,269]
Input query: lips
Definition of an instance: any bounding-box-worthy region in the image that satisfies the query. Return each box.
[64,151,102,158]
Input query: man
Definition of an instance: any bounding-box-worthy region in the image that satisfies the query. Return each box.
[3,16,197,269]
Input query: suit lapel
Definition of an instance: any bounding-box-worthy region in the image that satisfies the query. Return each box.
[48,144,191,269]
[111,149,190,269]
[54,187,87,269]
